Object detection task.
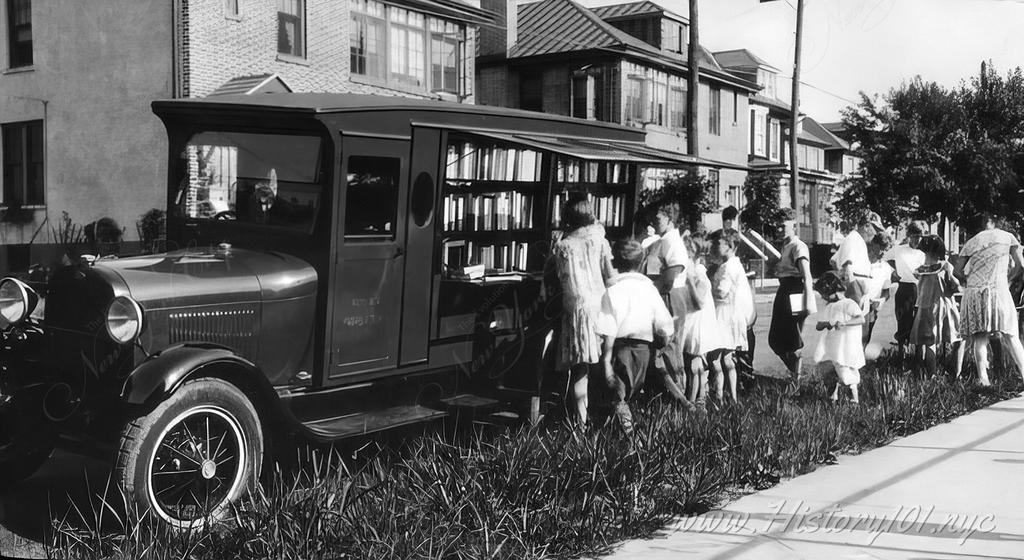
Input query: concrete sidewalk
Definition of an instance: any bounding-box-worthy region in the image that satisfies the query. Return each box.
[604,395,1024,560]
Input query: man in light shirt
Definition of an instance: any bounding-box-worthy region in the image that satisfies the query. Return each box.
[831,211,885,308]
[884,221,925,356]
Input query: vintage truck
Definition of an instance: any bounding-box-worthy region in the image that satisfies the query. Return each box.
[0,93,666,528]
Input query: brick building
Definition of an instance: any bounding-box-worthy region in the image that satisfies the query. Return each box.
[476,0,758,227]
[0,0,489,269]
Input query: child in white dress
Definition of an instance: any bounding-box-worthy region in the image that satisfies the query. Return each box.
[813,272,866,404]
[710,232,755,403]
[680,233,723,407]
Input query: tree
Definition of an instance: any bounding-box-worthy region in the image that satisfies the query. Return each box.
[638,171,717,233]
[741,172,788,239]
[834,65,1024,231]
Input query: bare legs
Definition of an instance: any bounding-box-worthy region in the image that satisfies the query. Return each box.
[709,350,738,403]
[569,364,589,424]
[686,354,708,406]
[970,332,1024,386]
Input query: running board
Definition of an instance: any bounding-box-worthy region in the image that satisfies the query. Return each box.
[302,404,449,439]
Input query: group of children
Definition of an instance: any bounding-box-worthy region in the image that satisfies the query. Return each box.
[593,202,756,429]
[549,196,971,429]
[594,220,964,427]
[810,229,962,404]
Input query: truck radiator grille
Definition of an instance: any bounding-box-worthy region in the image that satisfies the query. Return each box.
[168,306,259,356]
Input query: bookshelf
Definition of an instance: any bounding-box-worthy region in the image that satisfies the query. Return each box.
[438,133,638,279]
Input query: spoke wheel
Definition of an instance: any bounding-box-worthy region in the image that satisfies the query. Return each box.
[117,378,263,530]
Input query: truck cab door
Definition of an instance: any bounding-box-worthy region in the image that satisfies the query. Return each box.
[328,136,408,379]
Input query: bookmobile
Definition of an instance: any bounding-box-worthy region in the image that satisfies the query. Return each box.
[0,93,691,528]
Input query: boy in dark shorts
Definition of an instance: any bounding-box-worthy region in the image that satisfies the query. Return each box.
[598,239,675,432]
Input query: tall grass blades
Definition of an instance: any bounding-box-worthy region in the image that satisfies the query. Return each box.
[45,351,1023,560]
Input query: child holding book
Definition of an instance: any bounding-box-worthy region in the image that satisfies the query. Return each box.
[597,239,675,432]
[813,272,866,404]
[710,231,754,403]
[910,235,964,377]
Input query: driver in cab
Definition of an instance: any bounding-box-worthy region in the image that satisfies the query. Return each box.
[237,169,293,226]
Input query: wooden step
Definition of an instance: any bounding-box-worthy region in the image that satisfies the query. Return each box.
[302,404,449,439]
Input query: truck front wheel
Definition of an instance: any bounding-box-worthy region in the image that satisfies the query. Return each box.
[115,378,263,529]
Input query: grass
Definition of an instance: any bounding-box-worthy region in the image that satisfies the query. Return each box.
[46,351,1023,560]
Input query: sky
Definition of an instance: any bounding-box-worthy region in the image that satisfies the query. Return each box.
[578,0,1024,123]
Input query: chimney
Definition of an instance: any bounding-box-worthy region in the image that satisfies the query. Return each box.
[479,0,517,57]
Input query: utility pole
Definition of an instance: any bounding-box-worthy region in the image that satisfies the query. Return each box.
[686,0,700,160]
[788,0,804,210]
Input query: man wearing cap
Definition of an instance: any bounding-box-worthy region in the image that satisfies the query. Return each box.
[831,211,885,311]
[884,221,926,357]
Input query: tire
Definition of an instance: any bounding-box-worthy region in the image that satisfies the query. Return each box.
[115,378,263,529]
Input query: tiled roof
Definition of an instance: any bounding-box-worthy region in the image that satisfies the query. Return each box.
[802,117,850,150]
[590,1,686,23]
[713,49,780,72]
[513,0,728,74]
[512,0,662,58]
[207,74,292,97]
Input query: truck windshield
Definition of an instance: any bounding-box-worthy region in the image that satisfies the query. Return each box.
[175,131,323,233]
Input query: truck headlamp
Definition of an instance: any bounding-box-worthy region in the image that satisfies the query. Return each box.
[0,278,38,329]
[106,296,144,344]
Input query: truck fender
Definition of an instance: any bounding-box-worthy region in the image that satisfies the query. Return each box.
[120,343,276,411]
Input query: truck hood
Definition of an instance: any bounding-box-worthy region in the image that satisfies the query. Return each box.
[95,248,317,309]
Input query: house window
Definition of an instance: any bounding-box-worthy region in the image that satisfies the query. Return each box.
[389,8,426,86]
[707,169,720,203]
[708,86,721,135]
[225,0,239,17]
[669,86,686,130]
[732,91,738,125]
[572,75,588,119]
[651,74,667,126]
[2,120,44,206]
[625,76,646,125]
[770,119,781,161]
[520,72,542,111]
[662,20,684,54]
[751,111,765,156]
[277,0,304,58]
[7,0,31,68]
[351,0,386,79]
[429,20,461,94]
[351,0,467,96]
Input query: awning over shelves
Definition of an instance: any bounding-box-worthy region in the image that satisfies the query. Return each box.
[450,128,751,171]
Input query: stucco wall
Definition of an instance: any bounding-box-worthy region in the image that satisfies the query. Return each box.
[0,0,173,245]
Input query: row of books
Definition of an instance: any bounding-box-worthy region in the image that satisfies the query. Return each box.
[445,142,544,182]
[555,159,629,184]
[442,191,536,232]
[551,192,628,228]
[442,239,533,273]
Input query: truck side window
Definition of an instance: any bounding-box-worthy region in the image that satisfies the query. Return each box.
[345,156,399,238]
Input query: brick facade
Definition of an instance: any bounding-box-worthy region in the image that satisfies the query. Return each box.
[185,0,476,102]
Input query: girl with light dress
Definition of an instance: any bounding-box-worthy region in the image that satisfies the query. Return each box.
[910,235,964,378]
[953,214,1024,386]
[813,272,866,404]
[549,199,614,425]
[709,231,754,403]
[679,232,723,407]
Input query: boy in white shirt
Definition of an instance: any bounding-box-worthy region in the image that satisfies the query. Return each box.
[598,239,675,432]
